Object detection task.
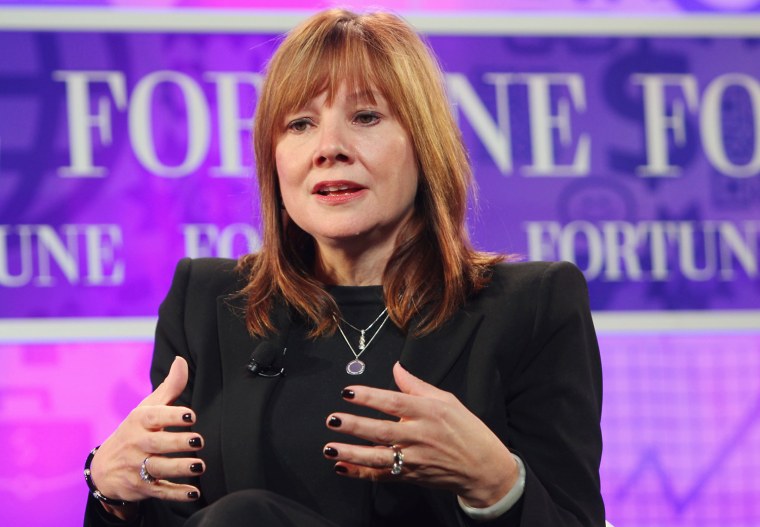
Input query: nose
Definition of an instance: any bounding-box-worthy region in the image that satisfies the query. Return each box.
[313,119,352,167]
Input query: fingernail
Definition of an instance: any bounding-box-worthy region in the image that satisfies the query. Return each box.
[328,416,342,428]
[187,491,200,500]
[341,389,355,399]
[324,446,339,458]
[190,463,204,473]
[189,437,202,448]
[182,413,193,423]
[334,465,348,474]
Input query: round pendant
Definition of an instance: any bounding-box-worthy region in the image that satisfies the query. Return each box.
[346,359,366,375]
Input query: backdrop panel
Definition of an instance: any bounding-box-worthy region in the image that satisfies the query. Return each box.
[1,23,758,317]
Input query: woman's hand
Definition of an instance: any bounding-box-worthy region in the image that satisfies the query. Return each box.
[323,362,519,507]
[89,357,204,518]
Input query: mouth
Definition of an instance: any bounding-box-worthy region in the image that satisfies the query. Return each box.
[312,181,365,196]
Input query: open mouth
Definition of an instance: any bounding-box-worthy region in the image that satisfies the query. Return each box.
[313,182,364,196]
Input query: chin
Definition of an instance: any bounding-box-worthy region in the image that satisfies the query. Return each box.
[311,227,372,246]
[325,230,366,241]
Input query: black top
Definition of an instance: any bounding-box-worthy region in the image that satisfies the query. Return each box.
[263,285,421,525]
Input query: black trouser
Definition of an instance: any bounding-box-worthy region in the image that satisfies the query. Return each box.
[184,489,340,527]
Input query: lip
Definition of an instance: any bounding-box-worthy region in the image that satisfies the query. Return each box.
[311,180,367,204]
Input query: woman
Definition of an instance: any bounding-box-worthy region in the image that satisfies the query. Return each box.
[84,8,604,526]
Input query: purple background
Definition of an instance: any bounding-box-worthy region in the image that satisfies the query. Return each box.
[1,32,758,316]
[1,4,760,527]
[3,334,760,526]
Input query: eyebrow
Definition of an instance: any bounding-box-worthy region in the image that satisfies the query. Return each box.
[346,89,381,104]
[284,88,384,118]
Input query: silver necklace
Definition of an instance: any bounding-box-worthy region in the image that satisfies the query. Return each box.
[334,308,391,375]
[340,307,389,351]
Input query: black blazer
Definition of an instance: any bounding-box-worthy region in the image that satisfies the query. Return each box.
[85,258,604,526]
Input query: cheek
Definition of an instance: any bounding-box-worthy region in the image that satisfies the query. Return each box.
[395,141,418,198]
[274,154,300,197]
[274,157,296,209]
[402,173,419,206]
[274,149,288,181]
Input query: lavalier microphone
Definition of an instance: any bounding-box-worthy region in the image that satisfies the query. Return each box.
[246,341,286,377]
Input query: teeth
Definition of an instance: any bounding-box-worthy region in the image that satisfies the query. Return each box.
[318,184,351,195]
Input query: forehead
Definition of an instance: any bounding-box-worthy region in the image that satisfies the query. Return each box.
[272,38,395,112]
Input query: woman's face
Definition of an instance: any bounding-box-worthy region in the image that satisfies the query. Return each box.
[275,83,418,256]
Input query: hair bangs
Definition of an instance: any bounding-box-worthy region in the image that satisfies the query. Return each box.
[270,20,394,131]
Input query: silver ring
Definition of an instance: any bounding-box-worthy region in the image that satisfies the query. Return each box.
[140,456,157,484]
[390,445,404,476]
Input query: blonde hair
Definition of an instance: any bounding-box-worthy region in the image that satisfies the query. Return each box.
[238,8,501,337]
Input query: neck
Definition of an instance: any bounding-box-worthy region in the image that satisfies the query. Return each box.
[313,241,392,286]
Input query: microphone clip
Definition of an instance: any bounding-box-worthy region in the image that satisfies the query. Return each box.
[249,364,286,378]
[246,347,287,377]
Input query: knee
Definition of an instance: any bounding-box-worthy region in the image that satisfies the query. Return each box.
[185,489,286,526]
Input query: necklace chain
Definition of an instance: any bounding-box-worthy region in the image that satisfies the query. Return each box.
[333,307,391,375]
[339,307,388,350]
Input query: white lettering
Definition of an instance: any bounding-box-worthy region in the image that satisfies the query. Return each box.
[182,223,261,258]
[677,222,717,281]
[602,222,643,280]
[717,221,758,279]
[525,221,561,261]
[559,221,604,278]
[0,225,125,287]
[84,225,125,285]
[36,225,79,285]
[632,74,699,177]
[446,73,513,175]
[205,72,263,178]
[524,220,759,282]
[129,71,211,177]
[52,70,127,177]
[0,225,33,287]
[701,74,760,178]
[518,73,590,176]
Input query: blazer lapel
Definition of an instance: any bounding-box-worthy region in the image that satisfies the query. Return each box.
[217,296,288,492]
[397,308,484,388]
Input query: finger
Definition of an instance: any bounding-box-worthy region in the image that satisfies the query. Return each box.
[339,385,427,419]
[393,362,446,399]
[140,356,189,407]
[141,456,205,480]
[326,413,405,446]
[141,431,204,455]
[323,443,395,469]
[144,479,202,502]
[333,462,397,483]
[135,405,196,430]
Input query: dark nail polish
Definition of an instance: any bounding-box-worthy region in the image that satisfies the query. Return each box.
[190,463,204,473]
[189,437,202,448]
[334,465,348,474]
[182,413,193,423]
[187,491,200,500]
[341,389,355,399]
[324,446,339,458]
[328,416,342,428]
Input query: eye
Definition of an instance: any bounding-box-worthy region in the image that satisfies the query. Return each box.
[286,117,314,133]
[353,111,380,126]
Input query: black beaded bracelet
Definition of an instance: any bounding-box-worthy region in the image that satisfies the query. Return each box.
[84,446,131,507]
